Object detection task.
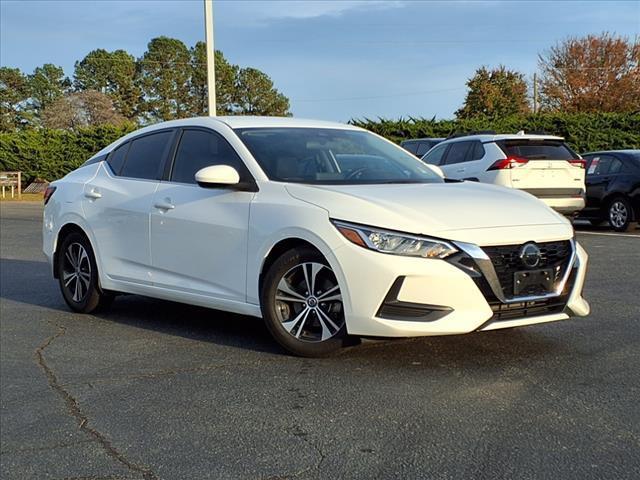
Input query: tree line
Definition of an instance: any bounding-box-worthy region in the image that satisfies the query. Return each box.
[1,32,637,134]
[0,36,291,132]
[456,33,639,120]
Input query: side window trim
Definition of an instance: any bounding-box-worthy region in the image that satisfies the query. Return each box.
[83,153,108,168]
[118,128,177,182]
[165,126,258,188]
[162,129,184,181]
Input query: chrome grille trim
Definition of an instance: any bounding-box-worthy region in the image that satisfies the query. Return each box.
[453,239,577,304]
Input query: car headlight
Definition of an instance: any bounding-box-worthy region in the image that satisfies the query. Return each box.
[332,220,458,259]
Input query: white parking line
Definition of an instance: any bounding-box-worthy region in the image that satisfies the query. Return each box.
[576,231,640,238]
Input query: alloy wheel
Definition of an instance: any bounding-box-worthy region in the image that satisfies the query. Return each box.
[62,242,92,303]
[609,201,628,229]
[274,262,344,342]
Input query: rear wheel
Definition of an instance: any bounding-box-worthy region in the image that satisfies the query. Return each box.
[261,248,349,357]
[57,232,113,313]
[608,196,636,232]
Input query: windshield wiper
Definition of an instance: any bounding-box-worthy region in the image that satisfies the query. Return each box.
[375,180,431,184]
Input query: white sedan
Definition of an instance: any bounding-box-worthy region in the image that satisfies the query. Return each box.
[43,117,590,356]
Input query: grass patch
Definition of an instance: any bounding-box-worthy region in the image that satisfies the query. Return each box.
[0,193,43,202]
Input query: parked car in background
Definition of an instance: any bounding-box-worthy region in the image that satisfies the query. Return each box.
[42,117,589,357]
[578,150,640,232]
[421,132,586,216]
[400,137,444,157]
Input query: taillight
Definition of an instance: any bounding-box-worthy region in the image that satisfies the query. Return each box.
[569,159,586,168]
[43,186,57,205]
[487,156,529,171]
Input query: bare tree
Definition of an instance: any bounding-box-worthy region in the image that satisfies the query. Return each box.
[42,90,127,130]
[538,33,640,112]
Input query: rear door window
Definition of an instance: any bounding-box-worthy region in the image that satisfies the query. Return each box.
[422,143,448,166]
[443,141,471,165]
[499,140,576,160]
[120,131,174,180]
[609,158,623,174]
[587,155,618,176]
[468,141,485,161]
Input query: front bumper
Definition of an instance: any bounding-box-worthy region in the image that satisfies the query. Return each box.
[335,238,589,337]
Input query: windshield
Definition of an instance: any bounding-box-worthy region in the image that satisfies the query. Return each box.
[235,127,443,185]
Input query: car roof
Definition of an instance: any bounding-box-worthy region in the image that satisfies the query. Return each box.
[583,149,640,156]
[401,138,445,144]
[92,116,364,158]
[141,116,361,132]
[439,133,565,144]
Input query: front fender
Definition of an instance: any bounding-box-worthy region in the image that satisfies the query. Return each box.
[245,184,349,311]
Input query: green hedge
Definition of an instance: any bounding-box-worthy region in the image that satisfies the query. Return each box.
[1,113,638,186]
[0,124,135,185]
[351,113,640,153]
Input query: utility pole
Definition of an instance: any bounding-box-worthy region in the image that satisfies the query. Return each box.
[533,72,539,114]
[204,0,216,116]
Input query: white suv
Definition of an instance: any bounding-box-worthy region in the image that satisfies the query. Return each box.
[422,133,586,215]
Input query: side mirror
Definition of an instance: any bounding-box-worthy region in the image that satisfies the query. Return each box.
[195,165,240,188]
[424,164,444,178]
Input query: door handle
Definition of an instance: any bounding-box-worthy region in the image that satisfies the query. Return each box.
[456,168,466,173]
[154,200,175,211]
[84,188,102,199]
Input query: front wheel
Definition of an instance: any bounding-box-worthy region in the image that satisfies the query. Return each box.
[608,196,636,232]
[57,232,113,313]
[260,248,349,357]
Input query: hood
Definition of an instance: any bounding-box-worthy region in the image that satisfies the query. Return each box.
[286,181,573,244]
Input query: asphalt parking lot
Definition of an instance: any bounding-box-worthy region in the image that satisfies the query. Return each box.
[1,202,639,480]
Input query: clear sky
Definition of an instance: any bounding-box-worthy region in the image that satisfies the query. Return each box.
[1,0,638,121]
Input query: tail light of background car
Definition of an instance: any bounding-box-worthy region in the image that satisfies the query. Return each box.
[487,156,529,171]
[43,186,57,205]
[568,159,586,168]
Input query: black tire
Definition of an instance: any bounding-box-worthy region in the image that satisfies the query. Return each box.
[607,196,636,232]
[57,232,113,313]
[260,247,350,357]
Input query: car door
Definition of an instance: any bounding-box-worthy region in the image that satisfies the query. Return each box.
[82,129,175,285]
[456,140,486,181]
[584,154,618,211]
[149,127,256,302]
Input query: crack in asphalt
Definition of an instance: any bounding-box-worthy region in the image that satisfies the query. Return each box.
[35,322,159,480]
[263,425,327,480]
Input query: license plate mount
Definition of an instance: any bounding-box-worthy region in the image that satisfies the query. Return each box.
[513,269,554,296]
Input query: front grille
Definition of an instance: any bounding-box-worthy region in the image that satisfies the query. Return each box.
[482,240,572,299]
[488,298,566,321]
[486,266,577,323]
